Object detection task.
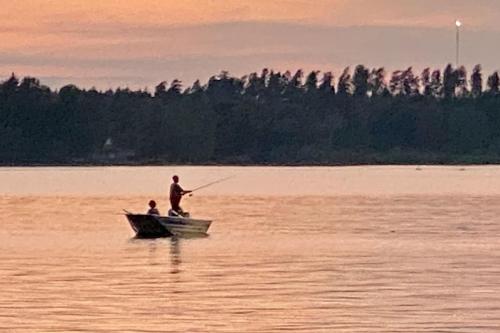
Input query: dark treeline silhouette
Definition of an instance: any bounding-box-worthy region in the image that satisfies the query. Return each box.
[2,64,500,165]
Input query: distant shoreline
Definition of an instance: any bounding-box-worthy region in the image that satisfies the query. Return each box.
[3,68,500,169]
[3,155,500,168]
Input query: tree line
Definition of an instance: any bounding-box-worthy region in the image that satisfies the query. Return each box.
[1,64,500,165]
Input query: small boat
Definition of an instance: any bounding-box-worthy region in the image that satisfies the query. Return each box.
[125,212,212,238]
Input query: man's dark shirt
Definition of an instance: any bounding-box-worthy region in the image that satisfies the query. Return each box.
[170,183,183,210]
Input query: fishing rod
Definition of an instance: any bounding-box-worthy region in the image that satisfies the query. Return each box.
[188,176,234,195]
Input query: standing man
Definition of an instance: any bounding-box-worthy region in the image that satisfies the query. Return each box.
[169,175,192,216]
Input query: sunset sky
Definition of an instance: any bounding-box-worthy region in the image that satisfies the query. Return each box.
[2,0,500,89]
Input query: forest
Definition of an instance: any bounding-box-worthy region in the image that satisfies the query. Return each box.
[1,64,500,165]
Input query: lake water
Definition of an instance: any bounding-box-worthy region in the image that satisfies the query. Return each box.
[1,166,500,332]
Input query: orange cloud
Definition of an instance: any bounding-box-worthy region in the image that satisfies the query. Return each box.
[1,1,499,88]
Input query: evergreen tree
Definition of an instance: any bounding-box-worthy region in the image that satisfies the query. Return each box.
[267,71,286,96]
[369,68,386,97]
[443,64,457,99]
[455,66,468,97]
[352,65,369,97]
[471,65,482,98]
[401,67,419,96]
[305,71,319,92]
[185,80,203,94]
[318,72,335,94]
[337,67,351,96]
[290,69,303,89]
[487,71,500,95]
[421,68,432,96]
[168,79,182,95]
[389,70,403,95]
[154,81,167,97]
[430,70,442,98]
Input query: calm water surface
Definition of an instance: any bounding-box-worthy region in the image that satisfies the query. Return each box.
[1,166,500,332]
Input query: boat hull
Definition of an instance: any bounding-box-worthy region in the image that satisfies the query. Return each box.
[157,216,212,235]
[125,214,212,238]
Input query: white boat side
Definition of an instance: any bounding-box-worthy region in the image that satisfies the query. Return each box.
[157,216,212,235]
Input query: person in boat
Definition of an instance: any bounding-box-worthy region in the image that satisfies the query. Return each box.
[169,175,192,216]
[147,200,160,215]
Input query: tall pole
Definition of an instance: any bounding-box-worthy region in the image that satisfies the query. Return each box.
[455,20,462,67]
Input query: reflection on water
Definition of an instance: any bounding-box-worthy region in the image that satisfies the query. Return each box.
[169,237,181,275]
[1,167,500,332]
[133,233,204,275]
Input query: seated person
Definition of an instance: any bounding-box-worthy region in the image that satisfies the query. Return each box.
[147,200,160,215]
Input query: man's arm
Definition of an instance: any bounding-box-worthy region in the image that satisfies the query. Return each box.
[176,184,191,196]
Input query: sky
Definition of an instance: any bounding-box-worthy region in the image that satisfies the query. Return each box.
[2,0,500,89]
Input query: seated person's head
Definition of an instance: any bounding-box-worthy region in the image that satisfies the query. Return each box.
[149,200,157,208]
